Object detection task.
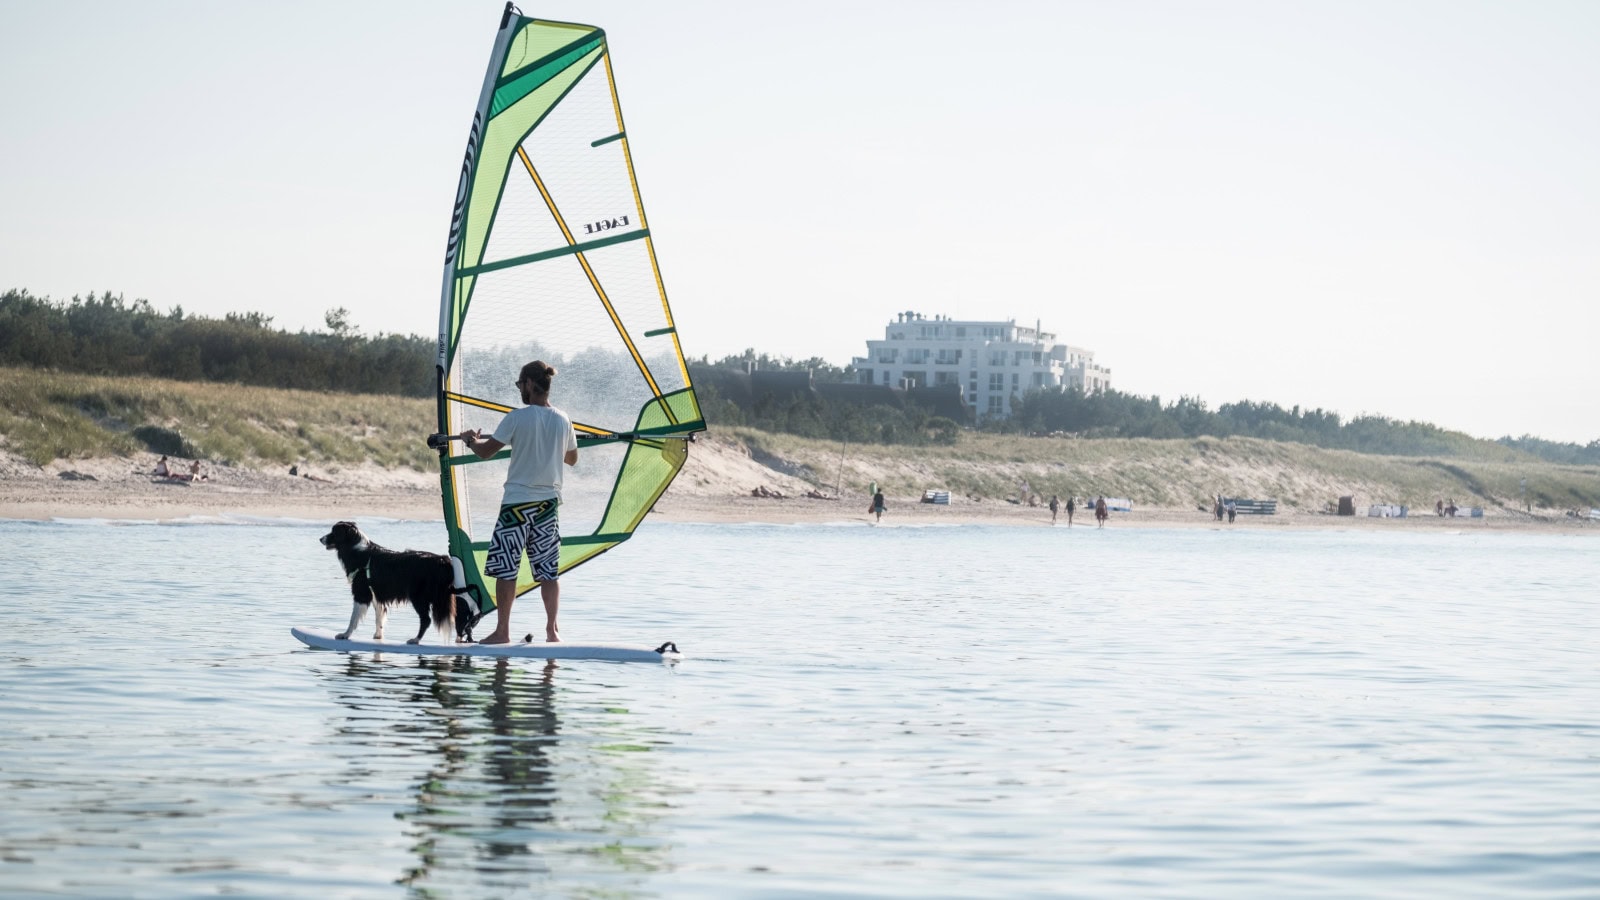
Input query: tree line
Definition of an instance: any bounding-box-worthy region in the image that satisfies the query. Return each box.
[0,289,433,397]
[5,291,1594,464]
[686,353,958,446]
[692,348,1600,464]
[1002,389,1600,463]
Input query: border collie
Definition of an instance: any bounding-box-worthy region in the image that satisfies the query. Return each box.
[319,521,483,644]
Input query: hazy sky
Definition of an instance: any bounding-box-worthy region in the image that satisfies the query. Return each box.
[3,1,1596,443]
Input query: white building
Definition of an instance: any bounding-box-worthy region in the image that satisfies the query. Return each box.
[851,311,1112,420]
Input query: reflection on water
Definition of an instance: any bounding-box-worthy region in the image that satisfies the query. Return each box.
[315,654,672,895]
[3,520,1597,897]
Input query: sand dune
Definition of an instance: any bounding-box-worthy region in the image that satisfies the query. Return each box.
[2,437,1593,534]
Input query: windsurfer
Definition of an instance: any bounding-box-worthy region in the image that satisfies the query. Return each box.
[459,360,579,644]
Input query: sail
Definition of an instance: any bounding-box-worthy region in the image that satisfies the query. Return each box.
[435,5,703,608]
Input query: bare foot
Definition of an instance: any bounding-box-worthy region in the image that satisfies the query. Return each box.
[546,629,560,643]
[479,632,511,645]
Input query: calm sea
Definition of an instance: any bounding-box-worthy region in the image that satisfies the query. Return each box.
[1,517,1595,898]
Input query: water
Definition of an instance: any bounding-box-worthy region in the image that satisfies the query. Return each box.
[1,517,1595,898]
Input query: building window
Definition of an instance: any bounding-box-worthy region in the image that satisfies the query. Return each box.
[956,326,966,337]
[935,349,961,365]
[903,371,925,388]
[989,373,1004,390]
[882,370,891,385]
[987,396,1003,415]
[860,368,874,384]
[934,371,957,385]
[905,348,929,364]
[988,351,1005,366]
[876,349,897,363]
[1012,373,1020,389]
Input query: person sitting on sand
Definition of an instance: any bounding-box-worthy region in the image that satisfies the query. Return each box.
[153,455,172,477]
[189,459,208,482]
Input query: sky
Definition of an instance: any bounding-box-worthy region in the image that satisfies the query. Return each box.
[2,0,1596,444]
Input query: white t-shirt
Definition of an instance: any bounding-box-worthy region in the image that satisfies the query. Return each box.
[492,404,578,504]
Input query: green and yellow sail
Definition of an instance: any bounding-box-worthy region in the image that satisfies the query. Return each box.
[435,5,703,609]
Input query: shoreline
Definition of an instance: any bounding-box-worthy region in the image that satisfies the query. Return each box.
[3,450,1595,534]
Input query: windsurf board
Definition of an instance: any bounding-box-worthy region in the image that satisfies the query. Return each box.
[291,627,678,663]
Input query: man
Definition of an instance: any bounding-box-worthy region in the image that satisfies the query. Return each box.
[459,360,578,644]
[1049,494,1060,525]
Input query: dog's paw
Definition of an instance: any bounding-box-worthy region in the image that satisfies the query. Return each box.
[335,631,350,640]
[406,638,421,645]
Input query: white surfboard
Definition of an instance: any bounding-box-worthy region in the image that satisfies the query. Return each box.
[291,627,679,663]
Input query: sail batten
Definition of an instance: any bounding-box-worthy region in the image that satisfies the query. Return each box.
[436,7,702,608]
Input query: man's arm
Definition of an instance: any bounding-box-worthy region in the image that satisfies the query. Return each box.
[564,447,578,466]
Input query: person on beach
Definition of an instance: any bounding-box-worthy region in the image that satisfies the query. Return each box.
[1049,494,1060,525]
[1065,496,1075,527]
[1095,496,1108,528]
[153,456,171,478]
[871,488,887,523]
[459,360,578,644]
[189,459,207,482]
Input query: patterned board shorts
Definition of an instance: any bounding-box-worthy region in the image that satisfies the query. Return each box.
[484,499,560,582]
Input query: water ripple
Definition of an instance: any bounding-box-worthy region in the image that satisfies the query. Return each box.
[0,521,1595,896]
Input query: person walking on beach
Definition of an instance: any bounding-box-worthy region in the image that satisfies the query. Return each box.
[1049,494,1060,525]
[460,360,578,644]
[1065,496,1075,527]
[1095,496,1108,528]
[871,488,887,523]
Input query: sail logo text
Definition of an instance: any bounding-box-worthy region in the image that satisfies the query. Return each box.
[583,215,630,235]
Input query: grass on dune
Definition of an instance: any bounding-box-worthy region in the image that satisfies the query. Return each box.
[0,367,433,470]
[3,367,1595,511]
[723,426,1600,512]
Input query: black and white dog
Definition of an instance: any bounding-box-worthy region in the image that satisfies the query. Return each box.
[319,521,483,644]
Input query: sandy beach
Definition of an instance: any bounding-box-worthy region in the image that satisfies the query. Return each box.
[3,442,1594,535]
